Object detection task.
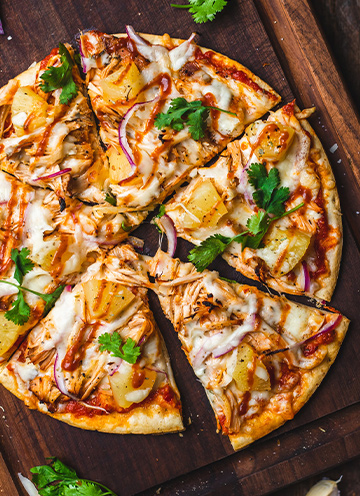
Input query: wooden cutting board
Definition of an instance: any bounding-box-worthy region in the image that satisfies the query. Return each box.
[0,0,360,495]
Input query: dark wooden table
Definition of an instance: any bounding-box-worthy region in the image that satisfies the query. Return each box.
[1,1,360,495]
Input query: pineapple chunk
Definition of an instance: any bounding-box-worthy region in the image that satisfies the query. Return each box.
[180,180,228,229]
[30,239,60,272]
[109,362,157,409]
[232,343,270,391]
[11,86,48,136]
[246,122,295,162]
[258,227,311,277]
[100,63,144,104]
[83,279,135,322]
[0,313,26,356]
[106,147,133,183]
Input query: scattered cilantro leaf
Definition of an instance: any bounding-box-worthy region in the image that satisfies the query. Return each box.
[188,164,305,271]
[105,192,116,206]
[99,332,140,364]
[121,221,132,232]
[219,276,238,284]
[5,291,30,326]
[29,457,117,495]
[2,280,64,325]
[171,0,228,24]
[155,205,166,219]
[11,248,34,285]
[40,42,78,105]
[154,97,236,140]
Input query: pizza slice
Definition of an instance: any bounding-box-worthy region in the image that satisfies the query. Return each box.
[146,250,348,450]
[0,170,146,359]
[0,43,107,202]
[78,27,280,209]
[0,244,183,434]
[164,102,342,301]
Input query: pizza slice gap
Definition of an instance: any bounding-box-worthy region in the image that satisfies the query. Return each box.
[78,27,280,210]
[145,250,349,450]
[0,170,146,361]
[164,102,342,301]
[0,43,110,203]
[0,244,183,434]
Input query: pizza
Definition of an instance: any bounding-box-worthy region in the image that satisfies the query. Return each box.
[0,44,108,204]
[0,27,349,447]
[146,250,349,449]
[79,27,280,210]
[164,102,342,301]
[0,244,183,434]
[0,169,146,360]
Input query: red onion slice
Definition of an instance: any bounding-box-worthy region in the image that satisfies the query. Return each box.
[0,19,4,35]
[54,354,79,401]
[109,358,123,377]
[301,260,311,292]
[34,168,72,182]
[145,365,168,380]
[78,40,89,73]
[18,474,40,496]
[65,285,72,292]
[159,214,177,257]
[126,25,150,47]
[300,314,342,346]
[192,346,211,370]
[118,99,157,174]
[213,331,249,358]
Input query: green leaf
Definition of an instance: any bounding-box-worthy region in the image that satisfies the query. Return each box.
[155,205,166,219]
[188,233,233,272]
[11,247,34,285]
[120,338,141,364]
[40,43,78,105]
[99,333,140,364]
[51,458,77,479]
[105,192,116,206]
[42,286,65,315]
[121,221,132,232]
[5,291,30,326]
[266,186,290,216]
[155,97,234,140]
[171,0,228,23]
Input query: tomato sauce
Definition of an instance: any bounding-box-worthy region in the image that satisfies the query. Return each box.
[302,330,335,357]
[194,48,277,101]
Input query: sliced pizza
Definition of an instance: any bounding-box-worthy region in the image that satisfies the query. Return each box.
[78,27,280,209]
[0,170,146,359]
[165,102,342,301]
[0,43,106,202]
[146,250,348,450]
[0,244,183,434]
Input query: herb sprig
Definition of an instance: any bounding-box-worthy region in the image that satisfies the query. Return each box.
[99,332,140,364]
[171,0,228,24]
[2,248,64,325]
[27,457,117,495]
[188,163,304,272]
[40,43,78,105]
[155,97,237,140]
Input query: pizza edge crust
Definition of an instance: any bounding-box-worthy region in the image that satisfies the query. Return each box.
[0,364,184,434]
[228,316,349,451]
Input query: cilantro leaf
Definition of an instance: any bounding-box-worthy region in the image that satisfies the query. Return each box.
[171,0,228,24]
[188,163,306,271]
[42,286,65,315]
[188,234,233,272]
[40,43,78,105]
[11,247,35,285]
[155,205,166,219]
[105,192,116,206]
[5,291,30,326]
[29,458,117,496]
[99,333,140,364]
[155,98,236,140]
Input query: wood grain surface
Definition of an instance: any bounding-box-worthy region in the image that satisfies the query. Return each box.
[0,0,359,495]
